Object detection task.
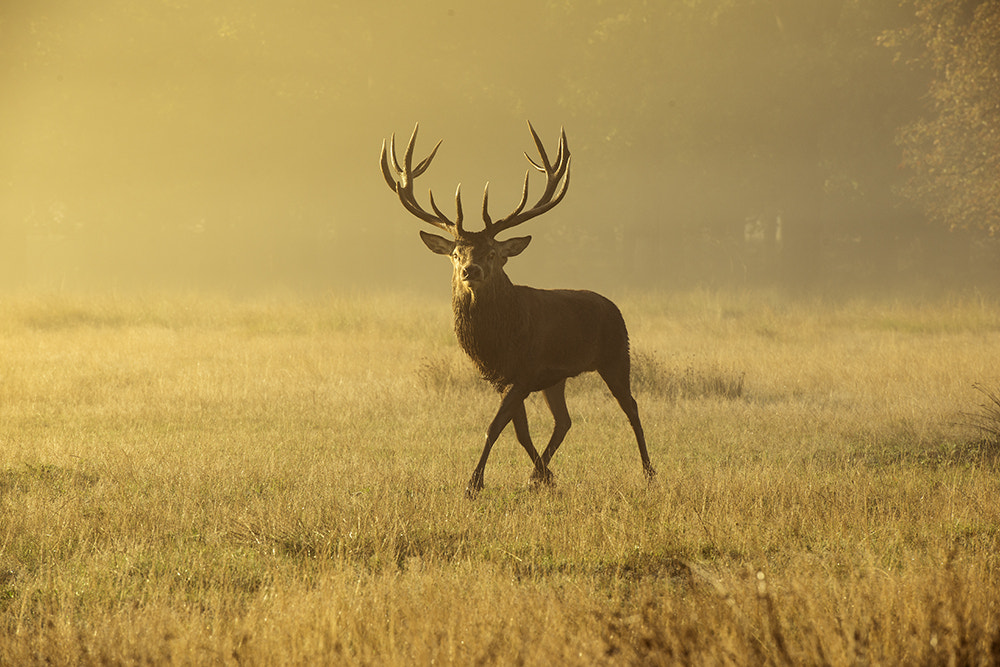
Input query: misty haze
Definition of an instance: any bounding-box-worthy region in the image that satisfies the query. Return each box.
[3,1,998,295]
[4,2,1000,664]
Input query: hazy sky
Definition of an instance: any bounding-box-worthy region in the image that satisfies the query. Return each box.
[1,1,931,292]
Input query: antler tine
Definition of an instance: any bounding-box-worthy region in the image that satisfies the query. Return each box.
[525,121,551,170]
[455,183,465,236]
[483,168,530,234]
[380,137,399,191]
[430,184,465,234]
[456,185,465,234]
[524,124,568,173]
[508,170,531,220]
[489,122,572,236]
[482,182,493,228]
[401,122,420,187]
[380,123,461,236]
[388,133,403,174]
[413,140,442,178]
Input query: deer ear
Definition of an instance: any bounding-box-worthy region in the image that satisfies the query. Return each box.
[498,235,531,258]
[420,230,456,255]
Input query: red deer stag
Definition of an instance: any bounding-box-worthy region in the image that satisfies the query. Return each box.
[380,122,655,497]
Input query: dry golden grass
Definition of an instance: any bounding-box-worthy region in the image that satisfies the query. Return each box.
[1,289,999,665]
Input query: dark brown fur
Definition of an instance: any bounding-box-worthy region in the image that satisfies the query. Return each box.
[454,279,628,393]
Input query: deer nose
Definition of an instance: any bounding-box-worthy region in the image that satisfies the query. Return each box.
[461,264,483,283]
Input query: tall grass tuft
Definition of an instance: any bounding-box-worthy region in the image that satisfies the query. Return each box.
[416,352,487,395]
[964,383,1000,449]
[631,350,745,400]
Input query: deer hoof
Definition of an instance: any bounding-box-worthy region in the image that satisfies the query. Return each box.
[465,473,484,499]
[529,468,555,487]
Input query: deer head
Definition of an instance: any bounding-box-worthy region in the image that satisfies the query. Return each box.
[380,122,570,296]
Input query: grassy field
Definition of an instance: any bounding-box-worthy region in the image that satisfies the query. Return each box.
[1,289,999,665]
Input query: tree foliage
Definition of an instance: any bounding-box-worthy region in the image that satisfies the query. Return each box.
[884,0,1000,234]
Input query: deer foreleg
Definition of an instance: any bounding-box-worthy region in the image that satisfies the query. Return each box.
[511,402,553,485]
[466,386,531,498]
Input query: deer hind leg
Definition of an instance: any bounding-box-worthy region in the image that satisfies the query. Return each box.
[599,365,656,480]
[467,385,531,498]
[511,400,553,485]
[535,379,571,483]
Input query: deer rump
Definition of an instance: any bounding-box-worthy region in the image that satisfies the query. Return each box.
[455,286,630,394]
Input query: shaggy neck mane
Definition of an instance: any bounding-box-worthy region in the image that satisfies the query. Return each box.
[452,273,524,392]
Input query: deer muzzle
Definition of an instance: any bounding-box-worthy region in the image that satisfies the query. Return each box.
[460,264,484,286]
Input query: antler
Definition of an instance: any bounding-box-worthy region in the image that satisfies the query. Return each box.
[380,123,465,236]
[484,121,571,237]
[381,121,570,239]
